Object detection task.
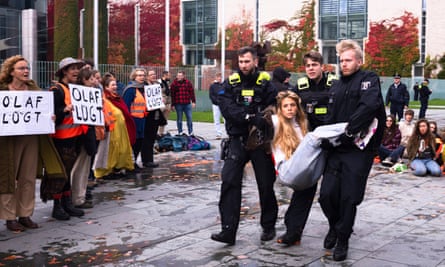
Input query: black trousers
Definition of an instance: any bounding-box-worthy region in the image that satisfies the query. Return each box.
[218,137,278,233]
[319,148,374,240]
[284,183,317,235]
[141,112,160,164]
[419,98,428,119]
[390,103,404,121]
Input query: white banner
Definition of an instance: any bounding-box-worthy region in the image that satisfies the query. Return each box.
[0,91,55,136]
[69,84,104,126]
[145,84,165,111]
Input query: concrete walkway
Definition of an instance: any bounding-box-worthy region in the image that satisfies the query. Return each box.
[0,109,444,266]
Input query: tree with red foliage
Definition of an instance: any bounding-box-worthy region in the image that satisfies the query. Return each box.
[262,0,317,71]
[224,8,254,50]
[108,0,182,66]
[364,12,419,77]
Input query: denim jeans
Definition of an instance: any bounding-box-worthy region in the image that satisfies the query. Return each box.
[378,145,405,162]
[175,103,193,135]
[410,158,442,177]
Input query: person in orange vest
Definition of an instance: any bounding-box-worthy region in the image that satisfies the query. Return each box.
[50,57,87,220]
[123,68,148,170]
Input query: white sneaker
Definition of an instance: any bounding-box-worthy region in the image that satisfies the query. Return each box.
[381,157,394,167]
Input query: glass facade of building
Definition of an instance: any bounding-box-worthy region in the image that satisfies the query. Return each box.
[182,0,217,65]
[319,0,367,64]
[0,0,47,60]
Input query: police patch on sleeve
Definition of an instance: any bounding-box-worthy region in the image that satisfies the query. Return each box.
[361,81,371,90]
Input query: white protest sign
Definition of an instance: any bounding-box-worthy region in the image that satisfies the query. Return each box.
[0,91,55,136]
[69,84,104,126]
[145,83,165,111]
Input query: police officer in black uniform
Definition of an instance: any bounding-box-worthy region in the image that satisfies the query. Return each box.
[276,51,336,246]
[385,74,409,121]
[414,78,432,119]
[210,46,278,245]
[319,40,386,261]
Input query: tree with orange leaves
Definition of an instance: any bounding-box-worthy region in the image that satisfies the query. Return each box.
[262,0,317,71]
[363,12,419,77]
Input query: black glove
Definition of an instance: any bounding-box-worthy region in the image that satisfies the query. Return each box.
[250,114,266,129]
[320,138,334,150]
[336,133,354,145]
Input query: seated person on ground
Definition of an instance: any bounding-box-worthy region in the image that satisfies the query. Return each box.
[379,114,403,167]
[406,119,442,177]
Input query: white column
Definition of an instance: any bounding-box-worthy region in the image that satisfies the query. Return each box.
[165,0,170,71]
[21,9,37,79]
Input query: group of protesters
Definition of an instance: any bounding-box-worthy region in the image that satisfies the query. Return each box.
[0,55,193,232]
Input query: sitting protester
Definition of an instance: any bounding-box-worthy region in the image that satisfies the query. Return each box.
[406,119,442,177]
[378,115,403,166]
[429,121,444,170]
[398,109,416,159]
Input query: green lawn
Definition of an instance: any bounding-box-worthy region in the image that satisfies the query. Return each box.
[409,98,445,108]
[168,111,214,123]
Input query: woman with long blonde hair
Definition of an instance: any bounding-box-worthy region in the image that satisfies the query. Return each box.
[271,91,308,162]
[270,90,309,245]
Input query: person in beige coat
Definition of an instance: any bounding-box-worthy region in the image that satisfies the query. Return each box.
[0,55,67,232]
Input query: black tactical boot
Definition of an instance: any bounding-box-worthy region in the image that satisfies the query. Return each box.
[52,199,70,220]
[324,228,337,249]
[333,238,349,261]
[61,192,85,217]
[210,225,236,245]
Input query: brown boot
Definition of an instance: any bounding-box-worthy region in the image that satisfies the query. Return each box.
[18,217,39,229]
[6,220,26,232]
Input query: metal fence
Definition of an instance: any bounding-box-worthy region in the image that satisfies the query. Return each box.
[27,61,445,112]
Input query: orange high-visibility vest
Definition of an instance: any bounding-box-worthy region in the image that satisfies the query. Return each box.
[51,83,84,139]
[103,98,116,132]
[130,89,148,118]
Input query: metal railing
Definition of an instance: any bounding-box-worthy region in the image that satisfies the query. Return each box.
[22,61,445,112]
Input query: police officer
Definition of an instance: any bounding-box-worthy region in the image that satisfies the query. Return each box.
[276,51,335,246]
[211,46,278,245]
[385,74,409,121]
[319,40,386,261]
[414,78,432,119]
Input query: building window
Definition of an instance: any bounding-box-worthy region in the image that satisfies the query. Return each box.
[319,0,367,41]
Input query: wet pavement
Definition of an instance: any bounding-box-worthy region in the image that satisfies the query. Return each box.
[1,108,445,267]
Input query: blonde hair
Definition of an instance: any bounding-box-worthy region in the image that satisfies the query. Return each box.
[336,39,363,61]
[129,67,147,81]
[273,90,308,159]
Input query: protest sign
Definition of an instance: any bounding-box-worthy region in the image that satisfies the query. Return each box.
[145,83,165,111]
[0,91,54,136]
[69,84,104,126]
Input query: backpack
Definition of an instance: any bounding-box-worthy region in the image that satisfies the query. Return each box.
[187,135,211,150]
[172,135,189,152]
[157,134,174,152]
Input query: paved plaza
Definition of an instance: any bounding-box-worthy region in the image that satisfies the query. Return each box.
[0,108,444,266]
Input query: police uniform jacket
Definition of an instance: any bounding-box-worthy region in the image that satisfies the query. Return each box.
[385,82,409,106]
[295,73,334,130]
[327,69,386,151]
[218,70,277,137]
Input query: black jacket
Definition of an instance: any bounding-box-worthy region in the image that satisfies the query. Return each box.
[385,82,409,106]
[218,70,277,136]
[295,73,333,130]
[327,69,386,151]
[209,81,223,105]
